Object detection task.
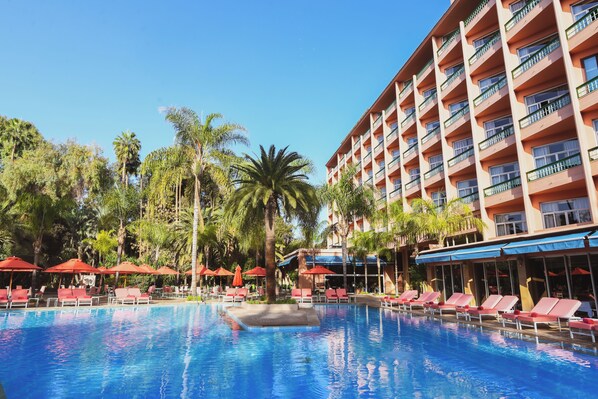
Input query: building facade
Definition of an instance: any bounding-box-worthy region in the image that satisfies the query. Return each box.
[325,0,598,311]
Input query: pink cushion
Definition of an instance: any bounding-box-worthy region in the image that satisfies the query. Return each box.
[583,318,595,325]
[477,306,483,310]
[514,310,521,315]
[530,312,539,317]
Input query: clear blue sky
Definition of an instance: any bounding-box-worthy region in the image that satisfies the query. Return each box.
[1,0,448,185]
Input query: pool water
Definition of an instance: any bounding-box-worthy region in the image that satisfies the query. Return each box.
[1,305,597,399]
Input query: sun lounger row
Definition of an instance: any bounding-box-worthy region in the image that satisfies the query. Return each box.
[291,289,314,303]
[325,289,349,303]
[501,297,581,333]
[57,288,96,307]
[112,288,151,305]
[222,288,249,303]
[0,289,31,309]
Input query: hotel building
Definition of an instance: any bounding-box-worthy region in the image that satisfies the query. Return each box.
[325,0,598,311]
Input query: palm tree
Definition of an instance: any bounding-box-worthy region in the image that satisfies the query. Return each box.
[164,107,247,296]
[385,200,418,295]
[228,145,318,303]
[102,184,139,265]
[113,130,141,186]
[411,197,485,249]
[298,194,328,269]
[321,165,375,289]
[83,230,117,265]
[0,118,42,162]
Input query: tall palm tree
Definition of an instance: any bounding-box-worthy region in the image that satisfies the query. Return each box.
[228,145,318,303]
[164,107,247,296]
[411,197,485,249]
[0,118,42,161]
[321,165,375,289]
[113,130,141,186]
[385,200,418,295]
[102,184,139,265]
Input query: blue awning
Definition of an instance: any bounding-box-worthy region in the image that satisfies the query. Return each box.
[278,257,294,267]
[278,254,386,267]
[450,243,505,261]
[502,231,589,255]
[588,231,598,248]
[415,249,456,264]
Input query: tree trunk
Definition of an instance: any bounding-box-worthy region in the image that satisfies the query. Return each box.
[394,246,399,296]
[190,177,200,296]
[116,220,125,265]
[341,234,348,289]
[264,199,277,303]
[377,256,382,294]
[32,237,42,292]
[364,256,368,293]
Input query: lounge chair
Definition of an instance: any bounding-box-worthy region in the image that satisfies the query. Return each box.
[114,288,136,305]
[325,289,339,303]
[291,289,303,303]
[517,299,581,333]
[301,289,313,303]
[336,288,349,303]
[58,288,78,307]
[384,290,417,307]
[403,291,440,311]
[0,289,9,309]
[569,318,598,343]
[234,288,248,302]
[455,294,502,320]
[222,288,236,303]
[424,292,463,314]
[128,288,150,305]
[501,297,559,328]
[430,294,473,316]
[467,295,519,323]
[9,289,29,309]
[73,288,93,306]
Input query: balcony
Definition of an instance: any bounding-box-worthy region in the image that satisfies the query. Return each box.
[519,94,573,140]
[468,33,502,75]
[504,0,552,43]
[375,167,385,181]
[566,6,598,53]
[444,105,470,138]
[421,126,441,152]
[464,0,496,36]
[424,164,444,187]
[373,115,382,131]
[386,128,399,145]
[447,147,475,169]
[577,76,598,113]
[589,146,598,176]
[401,112,417,133]
[483,176,523,208]
[416,59,435,87]
[404,177,421,197]
[364,176,373,186]
[363,152,372,166]
[399,81,414,102]
[389,186,402,200]
[418,92,438,118]
[363,129,371,143]
[385,101,397,119]
[373,141,384,157]
[478,126,516,161]
[511,38,562,91]
[402,143,419,164]
[526,153,584,194]
[388,157,400,173]
[460,191,480,206]
[353,138,361,152]
[377,196,387,207]
[440,66,466,100]
[437,29,461,65]
[473,77,508,117]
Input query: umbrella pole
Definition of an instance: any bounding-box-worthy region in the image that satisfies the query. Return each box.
[58,274,63,288]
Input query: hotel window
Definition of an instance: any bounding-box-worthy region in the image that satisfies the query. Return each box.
[524,86,568,115]
[391,149,400,159]
[453,137,473,156]
[393,178,401,191]
[582,54,598,81]
[404,106,415,116]
[495,212,527,236]
[426,121,440,132]
[429,154,443,169]
[478,73,506,92]
[449,100,468,115]
[489,162,519,185]
[378,160,385,168]
[409,168,420,181]
[390,121,398,130]
[367,169,373,178]
[445,63,464,77]
[431,191,447,207]
[366,146,372,154]
[541,198,591,228]
[516,35,558,63]
[423,88,437,99]
[376,135,384,144]
[532,139,579,168]
[510,0,526,13]
[457,179,478,198]
[441,29,458,43]
[484,116,513,138]
[380,187,387,197]
[594,120,598,143]
[407,136,418,147]
[473,31,499,50]
[571,0,598,21]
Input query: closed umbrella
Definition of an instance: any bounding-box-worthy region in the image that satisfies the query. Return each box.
[0,257,42,291]
[232,265,243,287]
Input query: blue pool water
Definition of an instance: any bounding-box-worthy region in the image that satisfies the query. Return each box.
[1,305,597,399]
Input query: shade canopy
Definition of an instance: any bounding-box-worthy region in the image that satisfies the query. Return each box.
[302,265,335,275]
[156,266,179,276]
[139,264,159,275]
[232,265,243,287]
[213,267,234,276]
[502,231,588,255]
[44,259,97,274]
[0,256,41,272]
[108,262,144,275]
[199,266,216,276]
[243,266,266,277]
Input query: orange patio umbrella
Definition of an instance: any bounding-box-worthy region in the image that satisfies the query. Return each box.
[213,267,234,276]
[139,264,160,275]
[243,266,266,277]
[108,261,144,275]
[0,256,42,290]
[44,259,98,286]
[199,266,216,276]
[156,266,179,276]
[232,265,243,287]
[302,265,335,275]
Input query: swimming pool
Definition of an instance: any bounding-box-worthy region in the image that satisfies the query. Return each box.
[1,305,597,398]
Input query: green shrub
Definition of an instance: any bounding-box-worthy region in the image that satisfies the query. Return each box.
[186,296,202,301]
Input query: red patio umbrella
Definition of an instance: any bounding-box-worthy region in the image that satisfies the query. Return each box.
[107,261,144,275]
[562,267,592,276]
[139,264,159,275]
[243,266,266,277]
[199,266,216,276]
[156,266,179,276]
[302,265,335,275]
[232,265,243,287]
[0,256,42,290]
[44,259,98,287]
[213,267,234,276]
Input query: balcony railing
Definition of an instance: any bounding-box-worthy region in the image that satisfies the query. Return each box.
[469,32,501,65]
[464,0,490,26]
[473,77,506,107]
[375,167,385,179]
[416,59,434,79]
[403,143,418,158]
[519,94,570,129]
[418,92,438,112]
[566,5,598,39]
[385,100,397,115]
[424,164,444,180]
[386,127,398,142]
[447,147,474,168]
[421,126,441,145]
[483,176,521,197]
[512,38,560,79]
[353,138,361,151]
[377,196,387,204]
[577,75,598,98]
[444,105,470,129]
[527,153,582,181]
[460,191,479,204]
[505,0,541,32]
[405,177,421,191]
[478,125,514,151]
[440,65,465,91]
[362,129,371,142]
[437,29,460,56]
[355,161,362,170]
[363,153,372,165]
[388,156,400,170]
[373,115,382,130]
[399,81,413,99]
[389,186,402,198]
[374,141,384,153]
[401,112,416,128]
[589,146,598,161]
[364,176,373,186]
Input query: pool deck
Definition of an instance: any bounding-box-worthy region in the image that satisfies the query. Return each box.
[225,303,320,332]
